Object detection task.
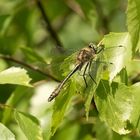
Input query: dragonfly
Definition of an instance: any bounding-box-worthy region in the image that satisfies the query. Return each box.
[48,42,123,102]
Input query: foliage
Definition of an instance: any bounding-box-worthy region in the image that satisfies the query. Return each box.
[0,123,15,140]
[0,0,140,140]
[0,67,32,86]
[127,0,140,53]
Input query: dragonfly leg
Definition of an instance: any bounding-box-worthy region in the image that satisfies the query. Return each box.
[82,62,89,88]
[83,76,88,88]
[88,60,97,85]
[96,44,105,54]
[89,73,97,84]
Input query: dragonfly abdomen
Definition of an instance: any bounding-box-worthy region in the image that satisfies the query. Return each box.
[48,64,80,102]
[48,87,60,102]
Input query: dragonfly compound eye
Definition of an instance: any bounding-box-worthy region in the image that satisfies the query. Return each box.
[88,43,97,49]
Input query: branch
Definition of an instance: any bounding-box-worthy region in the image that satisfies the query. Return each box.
[92,0,109,34]
[36,0,64,52]
[0,103,14,110]
[0,55,60,82]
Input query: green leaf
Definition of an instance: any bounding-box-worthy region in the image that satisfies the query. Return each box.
[52,123,80,140]
[2,86,31,124]
[85,32,131,119]
[14,111,43,140]
[94,80,140,135]
[130,83,140,128]
[101,32,132,82]
[127,0,140,53]
[0,123,15,140]
[0,14,12,36]
[0,67,32,87]
[93,119,122,140]
[119,67,128,85]
[84,59,104,119]
[50,52,82,135]
[50,81,75,135]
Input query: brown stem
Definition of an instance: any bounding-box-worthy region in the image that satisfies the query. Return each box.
[0,103,15,110]
[0,55,60,82]
[36,0,64,52]
[92,0,109,34]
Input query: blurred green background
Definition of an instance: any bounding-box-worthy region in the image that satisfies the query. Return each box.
[1,0,140,140]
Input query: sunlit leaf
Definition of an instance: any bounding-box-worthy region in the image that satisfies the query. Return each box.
[0,123,15,140]
[0,67,32,87]
[15,111,43,140]
[119,67,128,85]
[85,32,132,119]
[94,80,140,134]
[127,0,140,53]
[84,59,104,119]
[101,32,132,82]
[130,83,140,128]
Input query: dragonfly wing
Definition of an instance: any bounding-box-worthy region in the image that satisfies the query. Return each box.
[102,45,126,59]
[99,45,126,81]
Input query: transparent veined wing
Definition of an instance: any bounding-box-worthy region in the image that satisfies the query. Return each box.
[99,44,126,60]
[97,44,126,82]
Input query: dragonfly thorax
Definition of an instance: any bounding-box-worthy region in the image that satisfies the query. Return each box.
[76,46,96,65]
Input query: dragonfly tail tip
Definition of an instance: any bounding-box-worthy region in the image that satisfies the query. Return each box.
[48,96,53,102]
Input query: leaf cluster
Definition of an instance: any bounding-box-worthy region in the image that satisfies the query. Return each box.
[0,0,140,140]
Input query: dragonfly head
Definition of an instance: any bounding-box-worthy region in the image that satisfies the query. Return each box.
[88,42,105,54]
[88,42,97,52]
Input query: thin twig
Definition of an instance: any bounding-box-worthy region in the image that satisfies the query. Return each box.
[36,0,64,52]
[36,12,71,47]
[0,103,15,110]
[0,55,60,82]
[92,0,109,34]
